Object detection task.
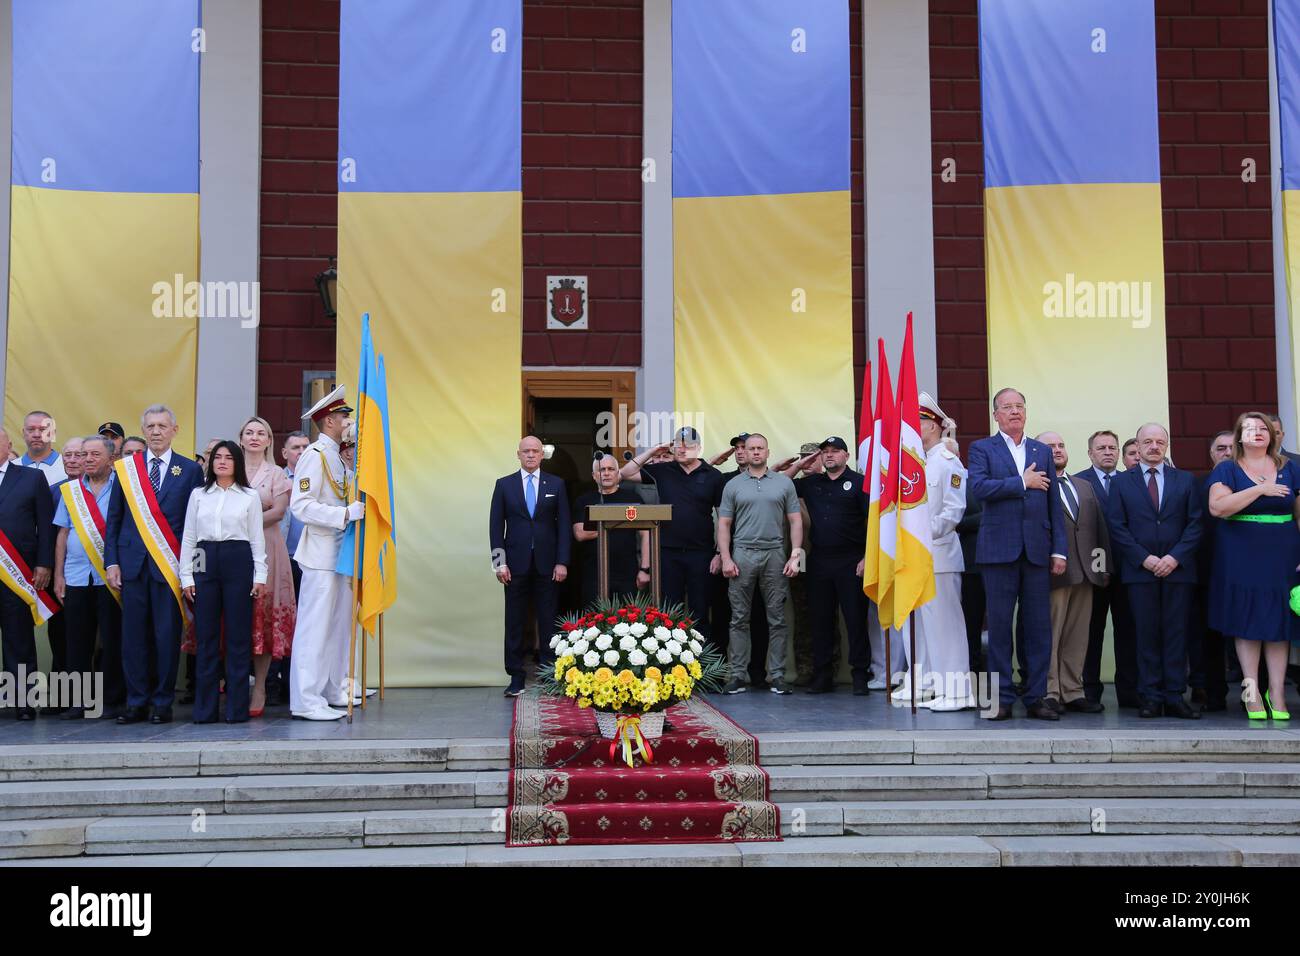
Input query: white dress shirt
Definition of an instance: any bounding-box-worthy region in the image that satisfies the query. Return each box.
[999,431,1028,483]
[179,482,269,588]
[145,447,174,493]
[520,467,542,498]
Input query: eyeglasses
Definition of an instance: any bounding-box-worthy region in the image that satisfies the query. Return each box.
[996,403,1026,412]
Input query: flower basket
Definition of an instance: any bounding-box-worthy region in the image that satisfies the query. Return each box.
[535,597,727,766]
[595,709,665,740]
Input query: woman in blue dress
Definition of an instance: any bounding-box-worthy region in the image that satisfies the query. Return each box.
[1207,412,1300,720]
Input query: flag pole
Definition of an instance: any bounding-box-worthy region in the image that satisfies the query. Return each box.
[909,612,917,715]
[346,489,364,723]
[379,612,386,700]
[361,607,368,711]
[884,621,891,704]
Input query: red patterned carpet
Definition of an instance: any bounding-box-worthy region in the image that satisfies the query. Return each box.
[507,690,781,847]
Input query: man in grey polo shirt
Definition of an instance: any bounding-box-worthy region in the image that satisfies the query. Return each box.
[717,434,804,695]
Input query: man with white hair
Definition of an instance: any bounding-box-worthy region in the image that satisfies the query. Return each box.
[490,435,571,697]
[1106,422,1203,719]
[104,405,204,724]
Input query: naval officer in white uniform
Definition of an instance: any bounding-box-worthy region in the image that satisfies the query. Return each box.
[288,387,365,720]
[910,392,975,711]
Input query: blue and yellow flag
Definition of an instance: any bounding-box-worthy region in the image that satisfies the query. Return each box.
[338,313,397,633]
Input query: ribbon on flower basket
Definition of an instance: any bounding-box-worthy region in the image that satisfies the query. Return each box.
[610,714,655,769]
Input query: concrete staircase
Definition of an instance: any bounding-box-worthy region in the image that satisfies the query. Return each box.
[2,730,1299,866]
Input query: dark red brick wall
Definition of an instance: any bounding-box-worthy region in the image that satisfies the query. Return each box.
[259,0,341,437]
[522,0,643,367]
[928,0,1279,469]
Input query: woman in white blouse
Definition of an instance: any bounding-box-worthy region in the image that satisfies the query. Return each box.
[180,441,268,723]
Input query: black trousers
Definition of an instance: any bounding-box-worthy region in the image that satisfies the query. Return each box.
[503,555,557,680]
[1127,579,1193,706]
[46,612,67,679]
[193,541,254,723]
[1083,577,1138,705]
[806,554,869,685]
[64,584,124,711]
[662,548,715,646]
[1188,583,1228,704]
[0,587,37,704]
[961,571,986,672]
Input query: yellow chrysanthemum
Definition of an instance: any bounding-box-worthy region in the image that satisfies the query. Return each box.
[671,664,688,680]
[688,661,702,679]
[565,667,581,684]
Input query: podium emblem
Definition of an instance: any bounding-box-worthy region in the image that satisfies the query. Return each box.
[625,506,638,521]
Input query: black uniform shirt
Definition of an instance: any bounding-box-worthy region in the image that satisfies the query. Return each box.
[795,467,869,557]
[641,460,725,550]
[574,485,643,583]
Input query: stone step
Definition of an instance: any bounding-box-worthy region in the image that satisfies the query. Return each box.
[14,833,1295,867]
[8,795,1294,860]
[2,762,1294,822]
[2,730,1297,782]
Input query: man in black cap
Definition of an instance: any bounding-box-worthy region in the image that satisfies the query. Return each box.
[621,427,725,649]
[97,422,125,460]
[794,437,871,694]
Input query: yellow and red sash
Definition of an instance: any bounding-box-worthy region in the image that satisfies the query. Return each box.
[0,528,58,625]
[114,455,190,623]
[61,478,121,606]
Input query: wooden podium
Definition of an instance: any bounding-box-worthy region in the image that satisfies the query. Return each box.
[585,503,672,604]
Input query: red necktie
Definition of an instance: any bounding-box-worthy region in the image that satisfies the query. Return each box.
[1146,468,1159,510]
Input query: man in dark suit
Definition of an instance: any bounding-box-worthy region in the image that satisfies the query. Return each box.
[1188,430,1234,712]
[0,430,54,720]
[105,405,204,724]
[490,435,571,697]
[1073,429,1139,707]
[967,388,1067,721]
[1106,422,1203,719]
[1039,432,1110,713]
[957,482,984,674]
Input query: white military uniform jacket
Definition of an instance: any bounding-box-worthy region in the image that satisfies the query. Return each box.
[290,432,353,572]
[925,443,967,574]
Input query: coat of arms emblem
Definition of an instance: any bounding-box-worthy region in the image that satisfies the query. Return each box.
[547,276,588,329]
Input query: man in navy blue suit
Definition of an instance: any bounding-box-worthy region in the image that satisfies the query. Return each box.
[0,430,54,720]
[1073,429,1139,707]
[105,405,204,724]
[967,388,1068,721]
[490,435,571,696]
[1105,422,1203,719]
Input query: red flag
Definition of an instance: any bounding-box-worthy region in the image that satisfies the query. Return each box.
[863,340,895,603]
[856,359,873,491]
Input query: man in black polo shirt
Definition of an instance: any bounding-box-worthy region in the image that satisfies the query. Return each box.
[573,454,650,606]
[621,427,724,649]
[795,436,871,695]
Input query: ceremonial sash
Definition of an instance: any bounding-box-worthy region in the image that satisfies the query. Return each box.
[0,528,58,625]
[114,455,190,623]
[61,478,121,605]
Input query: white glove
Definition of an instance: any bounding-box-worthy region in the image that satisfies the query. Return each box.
[346,501,365,522]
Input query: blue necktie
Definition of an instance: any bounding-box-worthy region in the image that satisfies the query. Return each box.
[149,457,162,493]
[525,473,536,518]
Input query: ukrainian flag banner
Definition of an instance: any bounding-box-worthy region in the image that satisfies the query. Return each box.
[672,0,853,458]
[7,0,201,452]
[337,0,520,685]
[1275,0,1300,416]
[981,0,1168,458]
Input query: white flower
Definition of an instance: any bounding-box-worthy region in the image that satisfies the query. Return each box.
[653,626,672,641]
[584,626,601,640]
[665,640,683,656]
[680,650,696,664]
[688,639,702,654]
[672,628,688,642]
[689,628,703,641]
[571,639,590,656]
[641,637,659,652]
[583,651,601,668]
[556,641,571,657]
[603,650,621,666]
[595,634,613,651]
[613,622,631,637]
[619,635,638,651]
[629,622,648,637]
[549,633,562,649]
[656,649,673,665]
[628,649,648,666]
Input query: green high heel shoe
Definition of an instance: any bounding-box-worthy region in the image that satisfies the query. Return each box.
[1266,690,1291,720]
